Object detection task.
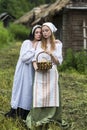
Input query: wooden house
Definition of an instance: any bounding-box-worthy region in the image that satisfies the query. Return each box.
[0,12,15,27]
[14,0,87,55]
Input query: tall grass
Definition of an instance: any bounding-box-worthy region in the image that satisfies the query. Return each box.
[0,42,87,130]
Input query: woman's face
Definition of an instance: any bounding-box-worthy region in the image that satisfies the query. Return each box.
[34,28,42,41]
[42,26,52,39]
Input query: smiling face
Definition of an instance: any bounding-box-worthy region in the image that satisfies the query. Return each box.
[34,27,42,41]
[42,25,52,39]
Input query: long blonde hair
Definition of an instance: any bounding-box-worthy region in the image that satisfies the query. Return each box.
[41,33,56,51]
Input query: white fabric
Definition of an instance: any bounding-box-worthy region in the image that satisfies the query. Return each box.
[42,22,57,32]
[11,40,35,110]
[32,41,63,107]
[32,25,41,34]
[32,40,63,64]
[33,65,59,107]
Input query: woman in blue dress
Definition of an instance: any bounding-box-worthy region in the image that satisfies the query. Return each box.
[5,25,42,120]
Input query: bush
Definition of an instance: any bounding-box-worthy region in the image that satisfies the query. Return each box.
[59,48,87,74]
[59,48,75,71]
[75,50,87,73]
[8,23,30,40]
[0,22,11,47]
[65,48,75,67]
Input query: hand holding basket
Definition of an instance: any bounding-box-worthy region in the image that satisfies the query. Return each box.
[36,51,52,71]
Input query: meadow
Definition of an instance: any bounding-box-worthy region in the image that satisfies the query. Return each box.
[0,42,87,130]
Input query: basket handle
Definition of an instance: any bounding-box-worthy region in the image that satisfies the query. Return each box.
[36,51,52,62]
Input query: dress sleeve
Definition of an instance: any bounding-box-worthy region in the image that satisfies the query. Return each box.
[19,40,35,63]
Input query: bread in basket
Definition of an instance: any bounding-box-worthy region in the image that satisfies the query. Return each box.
[36,51,52,71]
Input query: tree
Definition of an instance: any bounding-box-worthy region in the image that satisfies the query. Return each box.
[0,0,32,18]
[0,0,56,18]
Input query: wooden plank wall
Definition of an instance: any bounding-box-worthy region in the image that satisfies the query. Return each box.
[63,9,87,55]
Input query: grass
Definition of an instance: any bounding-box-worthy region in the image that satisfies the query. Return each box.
[0,42,87,130]
[60,72,87,130]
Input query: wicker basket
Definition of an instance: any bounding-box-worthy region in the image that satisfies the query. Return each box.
[36,51,52,71]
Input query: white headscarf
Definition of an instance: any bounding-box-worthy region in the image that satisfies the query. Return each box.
[42,22,57,32]
[32,25,41,34]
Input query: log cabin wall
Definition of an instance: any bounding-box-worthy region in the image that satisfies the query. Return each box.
[62,9,87,55]
[62,10,70,55]
[52,13,63,41]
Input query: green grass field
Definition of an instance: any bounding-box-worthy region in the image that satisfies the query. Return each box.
[0,42,87,130]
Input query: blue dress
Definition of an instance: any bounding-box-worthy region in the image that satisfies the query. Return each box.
[11,40,35,110]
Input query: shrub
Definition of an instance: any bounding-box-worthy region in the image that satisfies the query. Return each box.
[8,23,30,40]
[65,48,75,67]
[59,48,75,71]
[59,48,87,74]
[0,22,11,47]
[75,50,87,73]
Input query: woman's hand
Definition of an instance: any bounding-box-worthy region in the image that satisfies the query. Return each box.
[45,51,59,65]
[45,51,52,55]
[33,61,38,70]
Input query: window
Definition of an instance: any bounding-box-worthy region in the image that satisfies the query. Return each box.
[83,19,87,49]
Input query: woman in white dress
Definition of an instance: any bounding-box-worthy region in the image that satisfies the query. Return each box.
[26,22,63,129]
[5,25,42,120]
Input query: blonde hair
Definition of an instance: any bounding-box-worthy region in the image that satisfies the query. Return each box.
[41,33,56,51]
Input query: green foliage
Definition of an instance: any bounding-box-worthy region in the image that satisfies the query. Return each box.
[64,48,75,68]
[0,0,32,18]
[0,22,12,48]
[59,48,75,71]
[65,49,75,65]
[59,48,87,74]
[0,42,87,130]
[0,0,57,18]
[75,50,87,73]
[0,22,31,49]
[0,42,21,68]
[8,23,30,40]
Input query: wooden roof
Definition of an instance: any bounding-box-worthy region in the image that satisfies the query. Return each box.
[14,4,49,25]
[14,0,87,26]
[14,0,70,26]
[32,0,70,25]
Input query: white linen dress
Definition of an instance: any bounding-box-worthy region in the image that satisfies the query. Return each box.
[11,40,35,110]
[33,41,63,108]
[26,40,63,129]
